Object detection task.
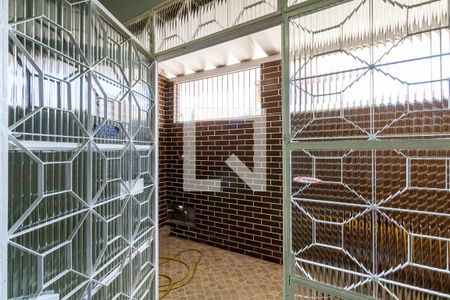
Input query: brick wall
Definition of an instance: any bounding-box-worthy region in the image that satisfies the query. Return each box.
[158,76,173,226]
[158,60,283,263]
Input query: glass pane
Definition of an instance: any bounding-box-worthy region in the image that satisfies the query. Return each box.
[289,0,450,141]
[175,67,261,122]
[153,0,278,52]
[291,148,450,299]
[7,0,157,298]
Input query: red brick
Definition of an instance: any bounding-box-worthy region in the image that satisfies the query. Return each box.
[158,61,283,264]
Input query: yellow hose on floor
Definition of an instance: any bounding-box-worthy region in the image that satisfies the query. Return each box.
[159,249,203,299]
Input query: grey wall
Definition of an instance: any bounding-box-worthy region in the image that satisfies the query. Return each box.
[100,0,163,22]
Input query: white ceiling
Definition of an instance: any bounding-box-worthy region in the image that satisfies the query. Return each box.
[158,26,281,79]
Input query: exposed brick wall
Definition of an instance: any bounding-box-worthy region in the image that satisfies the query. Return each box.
[158,76,173,226]
[158,60,283,263]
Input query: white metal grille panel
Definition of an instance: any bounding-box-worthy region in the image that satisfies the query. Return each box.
[175,67,261,122]
[153,0,278,53]
[289,0,449,141]
[6,0,157,299]
[288,0,450,299]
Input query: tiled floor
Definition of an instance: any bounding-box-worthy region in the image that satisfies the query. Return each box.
[159,227,283,300]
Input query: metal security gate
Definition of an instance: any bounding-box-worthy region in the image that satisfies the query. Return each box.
[283,0,450,299]
[5,0,158,299]
[3,0,450,299]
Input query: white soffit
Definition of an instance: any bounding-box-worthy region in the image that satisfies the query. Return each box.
[158,25,281,79]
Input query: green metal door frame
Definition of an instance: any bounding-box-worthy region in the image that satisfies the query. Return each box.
[144,0,385,299]
[281,2,379,299]
[281,0,450,299]
[122,0,450,298]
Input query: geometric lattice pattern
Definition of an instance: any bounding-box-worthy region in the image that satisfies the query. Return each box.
[153,0,278,52]
[289,0,450,299]
[290,0,450,142]
[7,1,157,299]
[124,13,152,53]
[292,149,450,299]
